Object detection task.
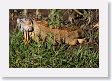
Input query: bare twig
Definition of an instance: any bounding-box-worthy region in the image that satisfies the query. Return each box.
[93,23,99,28]
[74,9,83,15]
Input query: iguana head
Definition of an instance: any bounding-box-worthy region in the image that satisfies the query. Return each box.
[16,18,33,32]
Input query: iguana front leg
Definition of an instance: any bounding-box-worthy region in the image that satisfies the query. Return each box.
[26,31,30,43]
[23,30,27,45]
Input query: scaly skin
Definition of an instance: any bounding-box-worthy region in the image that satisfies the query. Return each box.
[29,20,86,45]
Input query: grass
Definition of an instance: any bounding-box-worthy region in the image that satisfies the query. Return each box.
[9,31,99,68]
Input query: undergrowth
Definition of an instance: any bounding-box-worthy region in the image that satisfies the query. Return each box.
[9,31,99,68]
